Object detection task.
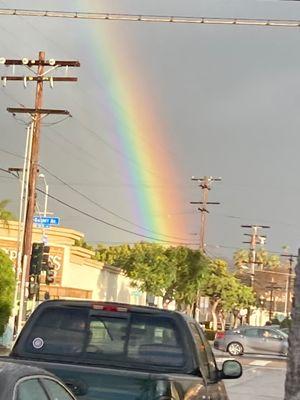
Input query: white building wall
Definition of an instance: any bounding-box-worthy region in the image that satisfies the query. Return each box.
[62,262,101,299]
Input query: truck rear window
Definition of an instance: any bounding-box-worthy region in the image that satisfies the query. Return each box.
[24,307,185,369]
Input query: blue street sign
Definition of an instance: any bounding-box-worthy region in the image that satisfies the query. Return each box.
[33,216,60,227]
[35,224,50,229]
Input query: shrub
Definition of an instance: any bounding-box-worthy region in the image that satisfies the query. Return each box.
[204,329,217,341]
[0,250,15,335]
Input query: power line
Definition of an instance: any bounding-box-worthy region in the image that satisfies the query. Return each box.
[2,147,300,236]
[2,164,296,251]
[0,89,192,240]
[37,189,198,245]
[0,144,191,241]
[1,8,300,28]
[39,164,192,241]
[0,91,129,185]
[1,82,177,184]
[0,147,25,160]
[0,167,198,245]
[0,70,191,231]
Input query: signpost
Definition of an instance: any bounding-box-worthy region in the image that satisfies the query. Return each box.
[33,216,60,228]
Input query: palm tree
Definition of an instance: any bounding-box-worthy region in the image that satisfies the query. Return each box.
[234,248,280,270]
[0,199,15,227]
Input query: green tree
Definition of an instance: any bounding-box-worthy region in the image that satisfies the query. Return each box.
[0,199,15,227]
[200,259,255,330]
[164,246,209,308]
[0,249,15,336]
[95,243,209,308]
[96,242,175,302]
[74,238,94,251]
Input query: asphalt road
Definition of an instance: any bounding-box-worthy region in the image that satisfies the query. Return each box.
[215,351,286,400]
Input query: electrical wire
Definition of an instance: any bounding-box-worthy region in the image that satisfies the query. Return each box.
[1,81,177,183]
[38,164,194,241]
[0,13,183,182]
[0,137,194,241]
[0,87,126,183]
[1,165,297,250]
[35,188,198,245]
[1,8,300,28]
[0,166,197,244]
[0,138,184,242]
[0,147,24,160]
[0,83,193,240]
[41,115,72,126]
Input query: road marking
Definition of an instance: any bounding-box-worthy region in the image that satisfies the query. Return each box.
[249,360,271,366]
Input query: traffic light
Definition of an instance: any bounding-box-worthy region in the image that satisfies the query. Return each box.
[46,262,55,285]
[41,246,50,271]
[30,243,44,275]
[28,275,39,298]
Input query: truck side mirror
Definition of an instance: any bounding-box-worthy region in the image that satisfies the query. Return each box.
[220,360,242,379]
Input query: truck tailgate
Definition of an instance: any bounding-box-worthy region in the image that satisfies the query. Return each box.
[4,357,205,400]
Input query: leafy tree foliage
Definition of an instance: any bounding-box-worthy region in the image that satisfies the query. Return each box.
[96,243,254,327]
[0,249,15,336]
[200,259,255,330]
[74,238,94,251]
[163,246,209,307]
[95,243,209,307]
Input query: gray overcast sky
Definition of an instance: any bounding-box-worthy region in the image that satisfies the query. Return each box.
[1,0,300,259]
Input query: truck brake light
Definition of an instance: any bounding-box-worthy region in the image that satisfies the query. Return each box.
[92,304,128,312]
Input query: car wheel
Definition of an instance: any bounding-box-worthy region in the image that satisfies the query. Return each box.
[227,342,243,356]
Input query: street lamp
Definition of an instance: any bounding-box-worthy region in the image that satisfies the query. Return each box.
[38,173,49,217]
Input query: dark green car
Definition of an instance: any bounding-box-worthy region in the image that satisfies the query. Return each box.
[9,300,242,400]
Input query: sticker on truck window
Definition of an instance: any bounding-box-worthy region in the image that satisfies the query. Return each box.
[32,337,44,349]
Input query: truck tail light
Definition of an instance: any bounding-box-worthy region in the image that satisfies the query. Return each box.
[92,304,128,312]
[215,331,225,340]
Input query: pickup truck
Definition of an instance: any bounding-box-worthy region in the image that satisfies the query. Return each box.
[6,300,242,400]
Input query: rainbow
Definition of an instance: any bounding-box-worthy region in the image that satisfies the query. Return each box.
[83,11,187,242]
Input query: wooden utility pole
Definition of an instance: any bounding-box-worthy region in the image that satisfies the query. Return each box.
[190,176,221,252]
[241,224,270,288]
[190,176,221,320]
[23,51,44,273]
[1,52,80,327]
[280,253,297,317]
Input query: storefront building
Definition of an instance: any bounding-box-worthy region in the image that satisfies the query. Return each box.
[0,221,161,346]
